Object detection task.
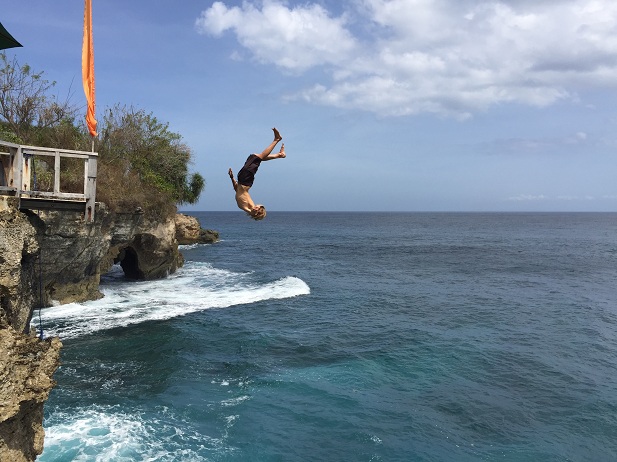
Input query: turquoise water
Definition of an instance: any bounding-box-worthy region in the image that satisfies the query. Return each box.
[40,212,617,461]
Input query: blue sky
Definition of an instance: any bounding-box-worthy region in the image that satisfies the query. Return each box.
[4,0,617,212]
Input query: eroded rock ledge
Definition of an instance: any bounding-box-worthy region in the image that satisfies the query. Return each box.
[0,201,216,460]
[33,204,184,306]
[175,213,219,245]
[0,331,61,462]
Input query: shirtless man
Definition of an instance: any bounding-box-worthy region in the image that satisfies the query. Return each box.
[228,128,286,220]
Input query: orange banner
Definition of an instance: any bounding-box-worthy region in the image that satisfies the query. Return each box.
[82,0,97,137]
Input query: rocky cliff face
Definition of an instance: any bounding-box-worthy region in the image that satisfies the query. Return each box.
[0,202,39,333]
[33,204,184,306]
[0,201,62,461]
[0,201,212,460]
[0,332,61,462]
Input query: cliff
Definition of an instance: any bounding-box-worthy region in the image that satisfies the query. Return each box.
[0,202,61,461]
[0,332,61,462]
[0,199,217,461]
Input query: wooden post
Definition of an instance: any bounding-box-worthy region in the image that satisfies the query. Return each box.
[13,146,23,198]
[0,154,6,187]
[6,146,18,190]
[54,151,61,194]
[85,153,97,223]
[22,151,30,195]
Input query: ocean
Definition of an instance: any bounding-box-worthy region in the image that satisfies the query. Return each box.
[38,212,617,461]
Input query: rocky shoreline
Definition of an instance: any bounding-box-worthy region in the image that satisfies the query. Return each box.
[0,198,217,461]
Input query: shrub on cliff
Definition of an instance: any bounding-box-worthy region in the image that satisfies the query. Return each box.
[96,105,204,216]
[0,54,204,218]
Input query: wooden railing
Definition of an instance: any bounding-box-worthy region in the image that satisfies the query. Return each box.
[0,140,98,222]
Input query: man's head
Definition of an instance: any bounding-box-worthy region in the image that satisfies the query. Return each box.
[249,205,266,220]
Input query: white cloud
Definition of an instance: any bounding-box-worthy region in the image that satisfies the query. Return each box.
[507,194,549,201]
[510,194,599,201]
[557,195,595,202]
[196,0,617,117]
[486,131,592,155]
[195,1,357,72]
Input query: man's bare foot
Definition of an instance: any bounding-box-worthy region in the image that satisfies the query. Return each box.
[278,143,286,158]
[228,168,234,178]
[272,127,282,142]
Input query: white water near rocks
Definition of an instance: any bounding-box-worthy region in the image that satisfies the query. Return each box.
[42,261,310,340]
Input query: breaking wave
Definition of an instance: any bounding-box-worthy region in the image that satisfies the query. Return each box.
[40,261,310,340]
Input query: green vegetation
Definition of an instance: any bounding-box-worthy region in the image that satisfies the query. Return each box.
[0,53,205,218]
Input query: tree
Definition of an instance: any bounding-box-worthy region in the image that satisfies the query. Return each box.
[96,105,205,211]
[0,53,77,143]
[183,172,205,205]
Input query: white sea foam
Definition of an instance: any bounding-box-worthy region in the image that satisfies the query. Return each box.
[178,243,204,250]
[40,406,228,462]
[221,395,251,407]
[40,261,310,340]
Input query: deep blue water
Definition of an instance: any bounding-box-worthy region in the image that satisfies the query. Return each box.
[39,212,617,461]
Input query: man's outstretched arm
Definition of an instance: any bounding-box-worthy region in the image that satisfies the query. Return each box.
[228,168,238,191]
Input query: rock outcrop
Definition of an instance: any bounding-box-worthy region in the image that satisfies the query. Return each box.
[0,200,214,460]
[26,204,184,306]
[0,331,61,462]
[175,213,219,245]
[0,202,39,333]
[0,201,62,462]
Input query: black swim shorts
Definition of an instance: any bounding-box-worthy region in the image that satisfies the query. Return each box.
[237,154,262,187]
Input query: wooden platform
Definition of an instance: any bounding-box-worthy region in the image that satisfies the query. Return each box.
[0,140,97,222]
[19,197,87,211]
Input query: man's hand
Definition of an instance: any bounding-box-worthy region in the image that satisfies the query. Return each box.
[228,168,237,191]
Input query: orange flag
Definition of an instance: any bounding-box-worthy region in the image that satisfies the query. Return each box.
[82,0,97,137]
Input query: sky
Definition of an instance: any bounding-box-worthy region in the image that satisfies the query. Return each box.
[4,0,617,212]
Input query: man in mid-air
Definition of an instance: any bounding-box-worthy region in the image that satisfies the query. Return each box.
[228,128,286,220]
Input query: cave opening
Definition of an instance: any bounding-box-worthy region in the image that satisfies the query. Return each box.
[113,246,144,280]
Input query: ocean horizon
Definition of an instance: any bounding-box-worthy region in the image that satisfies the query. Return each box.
[39,211,617,461]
